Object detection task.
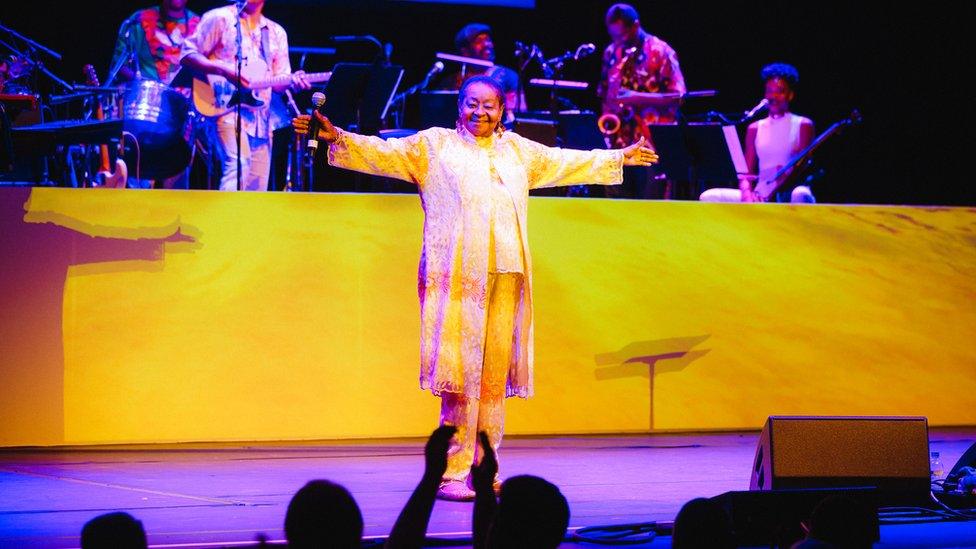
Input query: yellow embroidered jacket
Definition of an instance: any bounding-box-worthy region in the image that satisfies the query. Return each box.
[329,127,623,398]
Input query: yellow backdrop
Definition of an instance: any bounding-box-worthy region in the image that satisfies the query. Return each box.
[1,188,973,446]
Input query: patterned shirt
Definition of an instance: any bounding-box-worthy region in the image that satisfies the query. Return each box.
[111,7,200,86]
[180,5,291,139]
[597,30,685,148]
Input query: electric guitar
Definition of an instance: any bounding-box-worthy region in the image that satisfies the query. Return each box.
[83,64,127,188]
[192,57,331,118]
[753,110,862,202]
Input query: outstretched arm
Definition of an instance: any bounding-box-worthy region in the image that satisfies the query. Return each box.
[384,425,456,549]
[293,112,429,185]
[522,135,658,190]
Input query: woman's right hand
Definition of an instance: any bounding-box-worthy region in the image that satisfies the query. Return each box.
[292,111,338,143]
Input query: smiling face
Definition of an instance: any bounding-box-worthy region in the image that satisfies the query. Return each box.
[461,33,495,62]
[458,81,504,138]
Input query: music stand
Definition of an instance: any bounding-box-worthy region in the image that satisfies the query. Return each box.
[323,63,404,134]
[648,123,742,198]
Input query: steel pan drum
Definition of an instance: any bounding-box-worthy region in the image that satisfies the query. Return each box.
[121,79,191,180]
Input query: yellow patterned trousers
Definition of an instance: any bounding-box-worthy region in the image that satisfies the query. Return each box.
[440,272,523,482]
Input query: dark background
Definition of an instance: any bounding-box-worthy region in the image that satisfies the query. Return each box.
[3,1,972,205]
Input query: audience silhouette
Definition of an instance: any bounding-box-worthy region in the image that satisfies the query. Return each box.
[671,497,735,549]
[284,480,364,549]
[80,512,147,549]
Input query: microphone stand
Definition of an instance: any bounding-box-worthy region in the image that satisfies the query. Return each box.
[0,34,72,93]
[282,89,303,191]
[390,66,439,128]
[0,22,62,60]
[514,42,544,117]
[105,15,140,87]
[234,1,245,191]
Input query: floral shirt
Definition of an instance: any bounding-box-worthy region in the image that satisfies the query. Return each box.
[181,6,291,139]
[111,7,200,86]
[597,30,686,149]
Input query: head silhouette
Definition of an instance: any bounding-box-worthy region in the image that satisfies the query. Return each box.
[671,498,735,549]
[284,480,363,549]
[488,475,569,549]
[806,494,877,548]
[80,512,147,549]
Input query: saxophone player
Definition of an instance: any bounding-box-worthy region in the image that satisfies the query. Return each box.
[597,3,685,199]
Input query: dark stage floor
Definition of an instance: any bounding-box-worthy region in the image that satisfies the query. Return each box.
[2,430,975,548]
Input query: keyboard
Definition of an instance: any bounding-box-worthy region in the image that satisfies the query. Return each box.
[11,119,124,155]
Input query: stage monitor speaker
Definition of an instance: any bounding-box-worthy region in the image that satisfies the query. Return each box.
[750,416,930,505]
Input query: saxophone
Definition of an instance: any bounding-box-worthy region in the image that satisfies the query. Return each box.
[597,46,637,146]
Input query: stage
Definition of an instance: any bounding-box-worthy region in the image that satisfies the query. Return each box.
[1,188,975,546]
[1,430,975,547]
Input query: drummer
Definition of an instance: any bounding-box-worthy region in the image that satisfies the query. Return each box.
[109,0,200,189]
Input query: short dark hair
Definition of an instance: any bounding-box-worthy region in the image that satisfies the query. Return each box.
[284,480,363,549]
[489,475,569,549]
[81,512,147,549]
[808,495,878,547]
[672,498,735,549]
[606,3,640,26]
[458,75,507,132]
[455,23,492,51]
[459,75,505,106]
[761,62,800,89]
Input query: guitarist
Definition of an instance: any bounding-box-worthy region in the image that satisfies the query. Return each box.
[702,63,816,203]
[110,0,200,189]
[180,0,310,191]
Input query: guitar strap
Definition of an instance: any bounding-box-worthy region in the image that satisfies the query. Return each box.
[260,25,291,132]
[260,26,271,66]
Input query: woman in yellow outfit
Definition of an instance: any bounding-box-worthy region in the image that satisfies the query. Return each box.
[293,76,658,501]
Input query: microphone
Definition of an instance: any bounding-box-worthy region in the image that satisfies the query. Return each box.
[306,92,327,152]
[574,43,596,60]
[514,41,526,56]
[744,98,769,119]
[423,61,444,83]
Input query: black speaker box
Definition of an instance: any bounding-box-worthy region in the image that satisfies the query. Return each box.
[750,416,930,505]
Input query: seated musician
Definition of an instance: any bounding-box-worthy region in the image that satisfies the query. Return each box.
[433,23,524,124]
[700,63,816,203]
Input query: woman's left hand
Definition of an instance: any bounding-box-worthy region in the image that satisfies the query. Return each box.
[621,136,659,166]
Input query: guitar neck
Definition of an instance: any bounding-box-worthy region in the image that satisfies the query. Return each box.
[770,120,847,183]
[248,71,332,91]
